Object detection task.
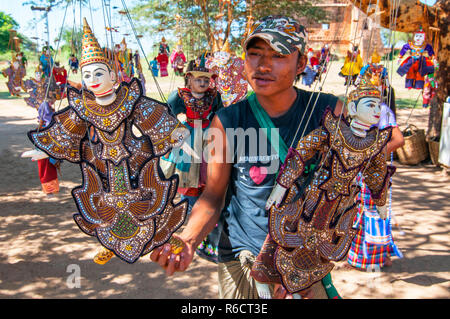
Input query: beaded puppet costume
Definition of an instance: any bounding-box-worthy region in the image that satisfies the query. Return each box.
[27,19,188,264]
[250,80,395,296]
[206,41,247,107]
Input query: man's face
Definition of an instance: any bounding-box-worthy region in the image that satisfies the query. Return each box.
[81,63,115,97]
[190,76,210,94]
[355,97,381,126]
[244,38,304,97]
[413,32,425,46]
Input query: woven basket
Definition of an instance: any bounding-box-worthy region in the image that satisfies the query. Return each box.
[427,137,440,166]
[396,124,429,165]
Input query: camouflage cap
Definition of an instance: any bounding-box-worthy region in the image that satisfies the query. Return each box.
[243,15,308,56]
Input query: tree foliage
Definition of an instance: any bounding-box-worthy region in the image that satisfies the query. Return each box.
[0,12,31,54]
[130,0,328,57]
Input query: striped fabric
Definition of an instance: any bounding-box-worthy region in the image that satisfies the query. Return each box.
[347,173,403,269]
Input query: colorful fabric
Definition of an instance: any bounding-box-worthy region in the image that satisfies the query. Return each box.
[347,113,403,269]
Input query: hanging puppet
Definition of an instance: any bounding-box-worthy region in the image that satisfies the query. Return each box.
[27,18,189,265]
[170,40,187,76]
[160,56,224,263]
[133,50,146,95]
[39,46,54,77]
[301,48,320,87]
[397,26,435,90]
[422,72,437,108]
[23,65,60,109]
[339,45,363,86]
[159,36,170,56]
[22,100,61,196]
[116,38,134,82]
[356,51,396,116]
[1,54,26,96]
[157,40,170,78]
[206,40,247,107]
[249,78,395,298]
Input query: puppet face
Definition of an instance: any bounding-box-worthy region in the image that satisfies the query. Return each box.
[413,32,425,46]
[307,51,314,58]
[81,62,116,97]
[12,61,19,69]
[214,51,230,64]
[189,75,210,94]
[35,72,42,81]
[349,97,381,127]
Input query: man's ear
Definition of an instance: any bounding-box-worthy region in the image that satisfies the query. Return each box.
[347,101,357,117]
[296,54,307,76]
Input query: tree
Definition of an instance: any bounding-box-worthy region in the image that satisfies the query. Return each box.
[0,12,19,53]
[349,0,449,138]
[130,0,328,57]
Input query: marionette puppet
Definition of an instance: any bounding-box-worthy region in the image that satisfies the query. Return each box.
[23,65,60,109]
[302,48,320,87]
[2,55,26,96]
[356,51,397,115]
[157,49,169,78]
[39,47,54,77]
[170,41,187,76]
[250,79,395,298]
[397,27,435,89]
[160,57,223,263]
[206,40,247,107]
[27,18,189,265]
[133,50,146,95]
[339,45,363,86]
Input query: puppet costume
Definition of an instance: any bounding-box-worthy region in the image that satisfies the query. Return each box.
[250,86,395,294]
[206,44,247,107]
[27,19,188,264]
[397,28,434,89]
[2,57,26,96]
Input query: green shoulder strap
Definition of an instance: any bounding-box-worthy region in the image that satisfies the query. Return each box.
[247,93,289,162]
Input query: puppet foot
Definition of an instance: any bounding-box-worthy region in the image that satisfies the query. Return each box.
[94,247,114,265]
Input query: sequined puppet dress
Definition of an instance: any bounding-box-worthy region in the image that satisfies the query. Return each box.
[2,57,26,96]
[206,43,247,107]
[27,19,188,264]
[250,84,395,296]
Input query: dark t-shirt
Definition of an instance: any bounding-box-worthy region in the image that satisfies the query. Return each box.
[216,87,339,262]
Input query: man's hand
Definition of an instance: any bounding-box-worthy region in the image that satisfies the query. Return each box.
[265,184,288,210]
[273,284,314,299]
[149,235,195,276]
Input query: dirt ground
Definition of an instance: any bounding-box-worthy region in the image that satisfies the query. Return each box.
[0,60,448,299]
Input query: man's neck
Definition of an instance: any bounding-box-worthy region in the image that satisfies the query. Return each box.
[255,87,297,118]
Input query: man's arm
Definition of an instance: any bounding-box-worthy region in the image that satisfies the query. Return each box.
[150,115,232,275]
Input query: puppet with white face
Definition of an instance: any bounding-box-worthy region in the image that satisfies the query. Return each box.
[397,27,435,89]
[251,80,395,298]
[206,41,247,107]
[1,56,26,96]
[28,18,189,266]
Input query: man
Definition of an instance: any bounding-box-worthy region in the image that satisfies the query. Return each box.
[151,15,343,298]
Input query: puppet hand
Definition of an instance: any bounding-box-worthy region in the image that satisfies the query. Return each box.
[266,184,288,210]
[377,205,387,220]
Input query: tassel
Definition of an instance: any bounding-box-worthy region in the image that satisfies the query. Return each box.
[254,281,272,299]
